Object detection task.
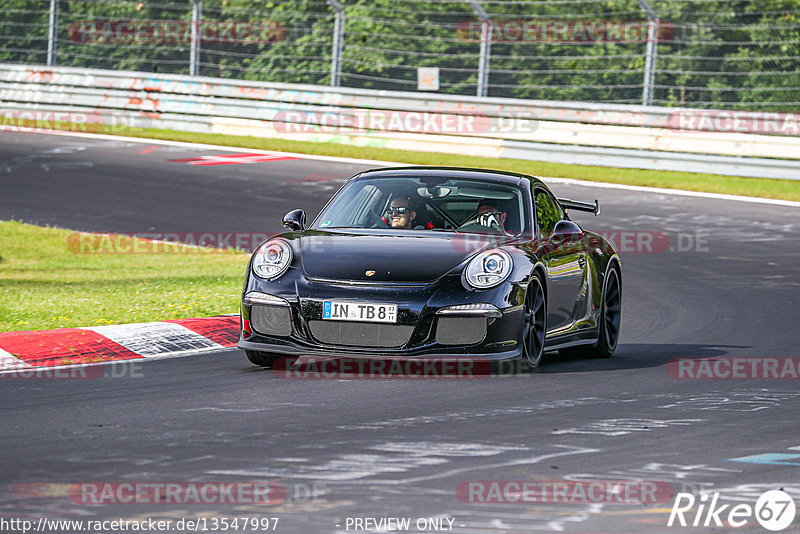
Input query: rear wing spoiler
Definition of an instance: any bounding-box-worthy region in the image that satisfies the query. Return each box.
[558,198,600,216]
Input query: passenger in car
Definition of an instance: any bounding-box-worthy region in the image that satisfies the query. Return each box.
[477,199,510,234]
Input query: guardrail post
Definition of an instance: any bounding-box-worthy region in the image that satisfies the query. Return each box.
[190,0,202,76]
[467,0,491,98]
[47,0,58,66]
[638,0,658,106]
[328,0,344,86]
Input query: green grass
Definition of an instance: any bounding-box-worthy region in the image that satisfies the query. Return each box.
[113,126,800,202]
[0,221,248,333]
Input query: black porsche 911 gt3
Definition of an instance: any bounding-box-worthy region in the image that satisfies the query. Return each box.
[238,167,621,371]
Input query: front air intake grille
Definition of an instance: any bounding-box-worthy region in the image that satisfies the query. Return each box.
[435,316,487,345]
[308,320,414,348]
[251,304,292,337]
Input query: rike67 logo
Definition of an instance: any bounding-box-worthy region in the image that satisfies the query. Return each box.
[668,490,796,531]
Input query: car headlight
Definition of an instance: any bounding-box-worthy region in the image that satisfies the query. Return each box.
[465,249,512,289]
[252,239,293,280]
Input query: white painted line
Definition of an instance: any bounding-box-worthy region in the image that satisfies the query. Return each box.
[789,446,800,451]
[84,322,223,356]
[22,129,412,167]
[21,129,800,208]
[0,347,34,371]
[542,176,800,208]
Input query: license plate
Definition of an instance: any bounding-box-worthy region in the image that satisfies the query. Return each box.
[322,301,397,323]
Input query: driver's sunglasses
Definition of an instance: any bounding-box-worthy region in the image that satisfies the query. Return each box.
[386,206,409,215]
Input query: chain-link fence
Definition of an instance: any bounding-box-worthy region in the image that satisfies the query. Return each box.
[2,0,799,111]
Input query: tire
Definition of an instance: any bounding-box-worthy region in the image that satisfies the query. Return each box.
[520,274,547,371]
[245,350,280,368]
[560,264,621,359]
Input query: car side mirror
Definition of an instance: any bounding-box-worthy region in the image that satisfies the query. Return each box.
[282,209,305,232]
[545,220,583,251]
[551,220,582,237]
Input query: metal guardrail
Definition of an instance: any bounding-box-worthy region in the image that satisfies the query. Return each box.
[0,64,677,126]
[1,64,799,180]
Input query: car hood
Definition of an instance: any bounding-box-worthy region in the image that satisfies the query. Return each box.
[295,230,514,283]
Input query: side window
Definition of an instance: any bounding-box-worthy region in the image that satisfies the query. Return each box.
[334,184,379,227]
[355,185,384,226]
[535,188,564,237]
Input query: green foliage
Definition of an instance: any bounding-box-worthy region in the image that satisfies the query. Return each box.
[56,0,194,73]
[535,192,561,235]
[1,0,799,109]
[0,0,49,64]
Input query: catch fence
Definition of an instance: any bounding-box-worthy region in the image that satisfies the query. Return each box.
[2,0,799,111]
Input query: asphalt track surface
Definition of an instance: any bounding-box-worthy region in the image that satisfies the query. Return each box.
[1,131,800,533]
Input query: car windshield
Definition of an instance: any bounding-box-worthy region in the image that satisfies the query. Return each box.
[311,175,529,235]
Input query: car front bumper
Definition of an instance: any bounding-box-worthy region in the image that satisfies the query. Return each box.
[237,269,526,362]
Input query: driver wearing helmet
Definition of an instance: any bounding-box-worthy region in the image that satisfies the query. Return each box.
[476,199,509,234]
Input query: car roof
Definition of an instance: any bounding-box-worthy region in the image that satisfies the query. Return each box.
[353,166,543,187]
